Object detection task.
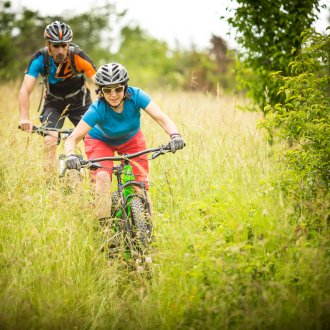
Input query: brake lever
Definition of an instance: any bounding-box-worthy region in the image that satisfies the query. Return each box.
[151,151,162,159]
[151,145,171,159]
[87,162,102,170]
[80,159,102,170]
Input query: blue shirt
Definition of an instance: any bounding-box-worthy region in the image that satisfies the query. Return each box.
[25,47,96,96]
[28,54,64,84]
[82,86,151,145]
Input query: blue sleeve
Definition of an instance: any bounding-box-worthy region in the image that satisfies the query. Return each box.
[82,102,103,128]
[136,88,152,110]
[26,55,44,78]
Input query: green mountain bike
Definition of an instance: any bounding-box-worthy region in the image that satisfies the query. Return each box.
[60,143,173,262]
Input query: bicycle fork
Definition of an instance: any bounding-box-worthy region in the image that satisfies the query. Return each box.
[112,163,150,229]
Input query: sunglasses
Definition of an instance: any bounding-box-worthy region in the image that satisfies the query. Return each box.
[52,43,69,48]
[102,86,125,94]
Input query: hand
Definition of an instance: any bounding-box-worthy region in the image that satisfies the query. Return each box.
[19,119,33,132]
[169,134,186,153]
[65,154,81,170]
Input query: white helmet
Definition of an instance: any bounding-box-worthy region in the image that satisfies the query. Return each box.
[44,21,73,43]
[95,63,129,86]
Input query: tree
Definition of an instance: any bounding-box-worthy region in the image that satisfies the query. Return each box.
[170,35,235,93]
[0,1,17,79]
[226,0,322,112]
[260,29,329,222]
[262,30,329,188]
[0,0,120,80]
[0,0,235,92]
[113,25,177,88]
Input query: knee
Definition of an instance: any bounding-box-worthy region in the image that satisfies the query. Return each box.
[96,170,111,184]
[44,135,57,147]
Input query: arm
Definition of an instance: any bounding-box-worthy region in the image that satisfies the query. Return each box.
[19,74,37,132]
[144,100,180,136]
[64,120,92,156]
[75,52,96,84]
[144,100,185,152]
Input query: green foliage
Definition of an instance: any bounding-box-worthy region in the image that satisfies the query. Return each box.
[172,36,236,93]
[227,0,321,111]
[0,1,18,79]
[1,85,329,328]
[111,27,236,92]
[260,30,329,219]
[112,25,176,88]
[0,0,235,93]
[0,1,123,80]
[64,2,123,63]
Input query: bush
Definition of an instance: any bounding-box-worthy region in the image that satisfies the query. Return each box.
[261,29,329,224]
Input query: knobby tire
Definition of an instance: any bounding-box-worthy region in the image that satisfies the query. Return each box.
[130,196,152,253]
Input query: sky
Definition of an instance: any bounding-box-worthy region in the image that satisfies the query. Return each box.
[11,0,330,50]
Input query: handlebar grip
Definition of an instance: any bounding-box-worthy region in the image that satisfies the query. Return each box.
[80,160,89,166]
[18,125,38,131]
[164,143,172,151]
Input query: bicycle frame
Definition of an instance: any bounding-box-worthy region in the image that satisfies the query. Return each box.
[112,160,150,221]
[75,145,172,219]
[60,144,174,260]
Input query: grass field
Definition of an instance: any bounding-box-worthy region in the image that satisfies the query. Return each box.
[0,82,329,329]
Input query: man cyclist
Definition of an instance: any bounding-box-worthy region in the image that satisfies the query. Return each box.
[19,21,97,169]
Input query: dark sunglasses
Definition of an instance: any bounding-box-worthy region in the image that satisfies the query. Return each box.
[52,43,69,48]
[102,86,125,94]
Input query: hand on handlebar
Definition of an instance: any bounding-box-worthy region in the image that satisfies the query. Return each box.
[65,154,81,170]
[169,134,186,153]
[19,119,33,132]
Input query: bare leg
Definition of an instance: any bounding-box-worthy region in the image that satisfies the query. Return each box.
[44,135,57,171]
[95,170,111,219]
[146,190,154,217]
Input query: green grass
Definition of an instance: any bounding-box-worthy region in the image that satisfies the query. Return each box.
[0,82,329,329]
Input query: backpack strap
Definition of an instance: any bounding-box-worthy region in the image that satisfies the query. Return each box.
[42,47,50,77]
[68,44,87,106]
[41,44,88,106]
[68,44,85,79]
[36,47,49,112]
[69,44,78,75]
[42,45,79,78]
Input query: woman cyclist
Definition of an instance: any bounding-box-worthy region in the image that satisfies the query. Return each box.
[64,63,185,221]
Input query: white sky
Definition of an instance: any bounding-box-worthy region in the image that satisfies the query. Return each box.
[11,0,330,50]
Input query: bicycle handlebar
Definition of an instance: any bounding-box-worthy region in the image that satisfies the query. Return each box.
[59,144,172,177]
[81,145,172,164]
[18,125,73,142]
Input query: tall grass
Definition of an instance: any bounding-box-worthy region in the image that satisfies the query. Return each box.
[0,82,329,329]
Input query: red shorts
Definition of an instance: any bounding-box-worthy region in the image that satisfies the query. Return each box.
[84,130,149,188]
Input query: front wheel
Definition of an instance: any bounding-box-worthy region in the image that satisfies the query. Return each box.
[111,191,122,218]
[130,196,152,252]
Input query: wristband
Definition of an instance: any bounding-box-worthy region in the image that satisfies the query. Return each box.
[170,133,181,139]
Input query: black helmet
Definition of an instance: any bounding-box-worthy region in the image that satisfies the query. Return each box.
[44,21,73,43]
[95,63,129,86]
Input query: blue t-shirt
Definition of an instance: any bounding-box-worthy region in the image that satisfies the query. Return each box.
[82,86,151,145]
[26,48,96,96]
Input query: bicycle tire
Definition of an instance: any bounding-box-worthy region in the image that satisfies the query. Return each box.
[130,196,152,250]
[111,191,121,217]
